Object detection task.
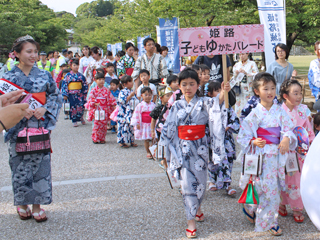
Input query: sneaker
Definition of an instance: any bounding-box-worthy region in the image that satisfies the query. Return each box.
[111,127,116,134]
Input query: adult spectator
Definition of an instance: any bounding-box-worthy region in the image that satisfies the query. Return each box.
[2,35,62,222]
[79,45,93,74]
[5,51,19,72]
[161,46,173,72]
[132,37,169,89]
[106,50,116,64]
[66,50,73,63]
[55,49,68,75]
[267,43,297,95]
[232,53,259,116]
[308,41,320,102]
[117,42,135,78]
[194,55,231,83]
[37,51,53,73]
[84,46,106,85]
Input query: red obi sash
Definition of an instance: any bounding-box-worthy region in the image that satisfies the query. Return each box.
[141,111,152,123]
[125,68,134,76]
[178,125,206,140]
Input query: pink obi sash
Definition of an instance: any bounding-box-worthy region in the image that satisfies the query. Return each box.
[256,127,281,144]
[83,66,88,73]
[141,111,152,123]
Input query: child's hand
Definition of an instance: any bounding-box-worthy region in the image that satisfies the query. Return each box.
[151,131,155,139]
[225,126,231,132]
[137,124,140,130]
[95,103,100,106]
[253,138,266,148]
[278,136,290,154]
[63,96,68,100]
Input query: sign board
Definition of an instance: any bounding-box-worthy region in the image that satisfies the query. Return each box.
[178,24,264,57]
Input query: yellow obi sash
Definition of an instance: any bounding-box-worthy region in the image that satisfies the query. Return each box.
[68,82,82,90]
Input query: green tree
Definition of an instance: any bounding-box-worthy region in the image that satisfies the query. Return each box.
[76,0,114,18]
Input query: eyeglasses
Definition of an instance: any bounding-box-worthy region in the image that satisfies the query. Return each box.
[276,49,285,53]
[146,43,155,47]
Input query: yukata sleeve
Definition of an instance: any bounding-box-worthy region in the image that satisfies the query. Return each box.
[118,90,127,105]
[79,58,84,74]
[43,72,63,121]
[227,107,240,134]
[131,57,141,80]
[302,105,316,142]
[61,73,70,97]
[87,89,97,110]
[117,57,125,77]
[150,105,161,120]
[159,56,169,78]
[130,103,141,127]
[237,111,259,152]
[249,61,259,76]
[279,109,297,150]
[81,75,88,96]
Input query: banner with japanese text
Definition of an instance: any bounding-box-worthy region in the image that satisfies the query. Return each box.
[107,43,123,57]
[159,17,180,73]
[257,0,286,70]
[137,35,150,57]
[178,24,264,57]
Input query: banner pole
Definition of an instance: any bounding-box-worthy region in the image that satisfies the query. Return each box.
[222,54,229,108]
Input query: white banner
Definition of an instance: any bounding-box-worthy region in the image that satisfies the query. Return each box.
[257,0,286,70]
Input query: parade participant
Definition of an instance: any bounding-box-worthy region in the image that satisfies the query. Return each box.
[132,37,169,89]
[117,42,135,78]
[37,51,52,73]
[74,53,80,59]
[161,46,173,72]
[233,53,259,116]
[278,79,315,223]
[308,41,320,102]
[105,50,116,64]
[205,82,240,195]
[105,62,118,81]
[79,45,93,74]
[109,79,121,133]
[55,49,68,76]
[194,55,231,83]
[267,43,297,95]
[86,72,116,144]
[55,63,69,88]
[166,74,179,92]
[136,69,157,102]
[84,46,106,85]
[131,87,156,159]
[199,64,210,92]
[62,59,88,127]
[2,35,62,222]
[59,68,71,120]
[133,46,139,61]
[117,75,138,148]
[160,68,230,238]
[5,51,19,71]
[87,68,108,100]
[237,72,297,236]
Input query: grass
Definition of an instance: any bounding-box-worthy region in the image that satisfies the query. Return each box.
[288,55,317,75]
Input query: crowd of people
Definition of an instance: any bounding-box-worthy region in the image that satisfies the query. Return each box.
[2,34,320,238]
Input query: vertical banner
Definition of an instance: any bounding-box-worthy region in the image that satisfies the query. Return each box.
[137,35,150,57]
[158,17,180,74]
[107,44,112,52]
[257,0,286,70]
[115,43,122,53]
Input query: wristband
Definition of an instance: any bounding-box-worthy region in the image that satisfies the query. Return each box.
[0,120,7,131]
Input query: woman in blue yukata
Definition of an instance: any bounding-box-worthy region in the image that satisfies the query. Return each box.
[3,35,62,222]
[160,68,230,238]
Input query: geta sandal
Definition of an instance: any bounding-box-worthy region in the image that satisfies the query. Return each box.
[17,207,32,220]
[186,229,197,238]
[120,144,129,148]
[278,204,287,217]
[208,183,217,191]
[268,226,282,236]
[227,188,237,196]
[293,212,304,223]
[195,213,204,222]
[242,204,255,224]
[32,209,48,223]
[130,143,138,147]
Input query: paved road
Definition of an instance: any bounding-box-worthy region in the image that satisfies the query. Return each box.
[0,114,319,239]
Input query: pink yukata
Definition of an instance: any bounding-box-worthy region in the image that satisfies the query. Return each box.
[87,86,116,142]
[131,101,156,140]
[280,103,315,211]
[237,103,297,232]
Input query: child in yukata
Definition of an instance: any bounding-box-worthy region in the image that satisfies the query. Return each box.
[117,75,138,148]
[87,68,107,100]
[160,68,230,238]
[62,59,88,127]
[131,87,156,159]
[167,74,183,108]
[136,69,157,102]
[278,79,315,223]
[105,62,118,85]
[237,72,297,236]
[204,82,240,196]
[86,72,116,143]
[109,79,120,133]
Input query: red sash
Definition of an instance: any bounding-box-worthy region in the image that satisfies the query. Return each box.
[178,125,206,140]
[125,68,134,76]
[141,111,152,123]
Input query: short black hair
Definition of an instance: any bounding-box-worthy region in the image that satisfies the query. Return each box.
[95,72,105,79]
[60,63,68,68]
[275,43,289,60]
[160,46,168,52]
[96,68,104,74]
[125,42,134,50]
[143,37,155,46]
[106,62,114,68]
[116,50,125,58]
[141,87,152,95]
[67,51,73,55]
[279,79,302,102]
[70,58,79,65]
[155,43,161,53]
[167,74,178,85]
[314,112,320,127]
[106,50,112,56]
[252,72,276,97]
[110,79,119,85]
[139,69,150,76]
[47,51,54,57]
[191,64,200,71]
[207,81,221,93]
[120,75,133,85]
[199,64,210,71]
[62,69,71,75]
[178,68,200,85]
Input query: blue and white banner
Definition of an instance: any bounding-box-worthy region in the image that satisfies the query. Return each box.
[257,0,286,70]
[107,43,123,57]
[137,35,150,57]
[158,17,180,74]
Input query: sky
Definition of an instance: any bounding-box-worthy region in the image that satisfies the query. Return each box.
[40,0,91,15]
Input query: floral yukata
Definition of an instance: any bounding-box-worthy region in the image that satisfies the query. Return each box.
[87,86,116,142]
[208,107,240,189]
[84,59,106,85]
[280,103,315,211]
[62,71,88,123]
[117,88,137,144]
[116,54,135,77]
[237,103,297,232]
[150,103,170,139]
[131,101,156,140]
[3,66,62,206]
[160,95,227,220]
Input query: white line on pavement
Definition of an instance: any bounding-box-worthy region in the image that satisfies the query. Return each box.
[0,172,166,192]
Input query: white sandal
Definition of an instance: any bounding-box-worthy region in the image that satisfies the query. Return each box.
[32,209,48,222]
[208,183,217,191]
[227,188,237,196]
[17,207,32,220]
